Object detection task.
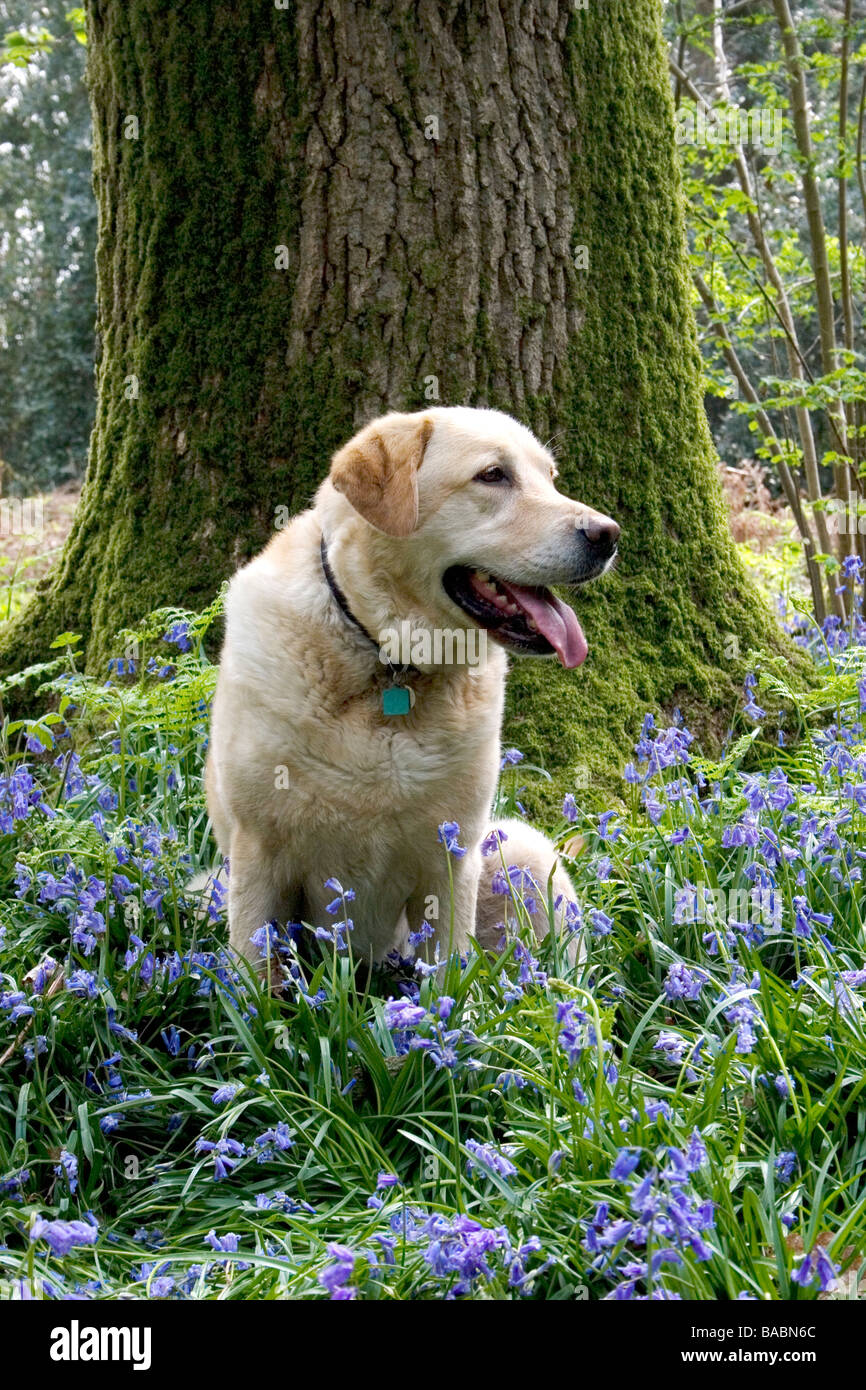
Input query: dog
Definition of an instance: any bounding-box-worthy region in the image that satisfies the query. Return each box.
[205,407,618,975]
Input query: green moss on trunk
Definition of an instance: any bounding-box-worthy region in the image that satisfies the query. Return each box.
[0,0,345,679]
[1,0,799,809]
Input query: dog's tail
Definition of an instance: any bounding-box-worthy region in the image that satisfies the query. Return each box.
[475,817,582,961]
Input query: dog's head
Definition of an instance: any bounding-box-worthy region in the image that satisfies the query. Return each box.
[321,407,619,669]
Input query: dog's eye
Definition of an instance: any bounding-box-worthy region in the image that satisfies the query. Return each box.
[474,465,510,485]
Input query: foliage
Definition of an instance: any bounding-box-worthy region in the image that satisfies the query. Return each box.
[0,1,94,491]
[0,587,864,1300]
[666,0,866,624]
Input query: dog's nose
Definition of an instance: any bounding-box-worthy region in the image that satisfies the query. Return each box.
[578,512,620,560]
[585,517,620,547]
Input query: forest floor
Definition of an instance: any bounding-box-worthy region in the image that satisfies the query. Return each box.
[0,482,80,624]
[0,473,864,1301]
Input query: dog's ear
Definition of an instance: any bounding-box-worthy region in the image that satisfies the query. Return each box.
[329,413,433,537]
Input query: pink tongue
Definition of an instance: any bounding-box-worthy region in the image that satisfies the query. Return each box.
[499,581,588,669]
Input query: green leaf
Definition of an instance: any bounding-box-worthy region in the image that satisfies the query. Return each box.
[65,8,87,45]
[1,26,55,67]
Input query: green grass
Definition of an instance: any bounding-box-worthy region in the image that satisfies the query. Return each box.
[0,590,865,1301]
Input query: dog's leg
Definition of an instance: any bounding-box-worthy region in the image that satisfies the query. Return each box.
[405,849,482,965]
[227,829,292,985]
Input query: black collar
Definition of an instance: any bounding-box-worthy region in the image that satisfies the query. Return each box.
[320,534,417,678]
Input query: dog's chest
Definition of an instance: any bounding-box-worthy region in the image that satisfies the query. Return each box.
[289,665,504,811]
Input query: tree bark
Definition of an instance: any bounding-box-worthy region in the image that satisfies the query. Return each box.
[1,0,793,808]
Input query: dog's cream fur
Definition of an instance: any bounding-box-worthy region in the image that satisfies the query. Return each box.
[206,407,616,972]
[474,818,579,955]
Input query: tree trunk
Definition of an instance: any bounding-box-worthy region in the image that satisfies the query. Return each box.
[1,0,791,808]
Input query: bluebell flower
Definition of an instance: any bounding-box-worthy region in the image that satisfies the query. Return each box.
[590,908,613,937]
[437,821,467,857]
[497,1070,527,1092]
[55,1150,78,1194]
[23,1035,47,1063]
[106,1009,137,1042]
[0,1169,30,1199]
[13,861,31,896]
[791,1245,838,1293]
[384,997,427,1031]
[408,918,435,947]
[644,1099,672,1123]
[654,1031,693,1068]
[254,1122,293,1162]
[420,1212,514,1296]
[163,621,192,652]
[205,1230,240,1253]
[148,1275,174,1298]
[557,999,590,1067]
[724,995,760,1054]
[564,900,582,935]
[319,1243,357,1298]
[611,1149,641,1182]
[250,921,283,957]
[684,1129,708,1172]
[1,990,34,1023]
[211,1083,240,1106]
[664,962,706,1002]
[66,969,99,1000]
[598,810,621,841]
[465,1139,517,1181]
[490,863,542,916]
[743,672,766,722]
[480,828,508,856]
[500,748,524,769]
[195,1136,245,1181]
[30,1213,98,1256]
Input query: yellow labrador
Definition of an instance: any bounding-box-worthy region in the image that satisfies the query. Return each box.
[205,408,618,971]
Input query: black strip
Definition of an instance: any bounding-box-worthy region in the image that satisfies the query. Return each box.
[320,534,417,678]
[320,535,378,646]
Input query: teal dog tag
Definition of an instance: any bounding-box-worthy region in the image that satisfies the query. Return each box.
[383,686,411,716]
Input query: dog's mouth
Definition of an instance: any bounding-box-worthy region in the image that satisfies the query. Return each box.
[441,566,588,669]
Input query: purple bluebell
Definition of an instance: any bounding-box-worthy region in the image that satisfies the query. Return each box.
[437,821,467,857]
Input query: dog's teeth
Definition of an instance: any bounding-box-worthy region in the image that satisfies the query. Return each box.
[505,603,519,615]
[527,618,538,631]
[493,594,509,608]
[475,571,491,582]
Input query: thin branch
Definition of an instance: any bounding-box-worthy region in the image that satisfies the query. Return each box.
[838,0,855,361]
[857,68,866,281]
[772,0,851,538]
[669,37,847,614]
[694,274,827,623]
